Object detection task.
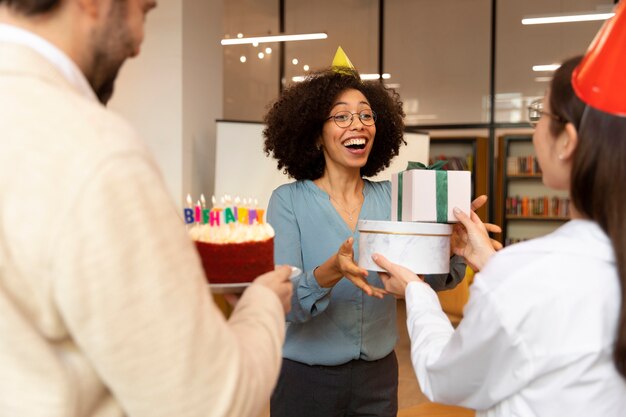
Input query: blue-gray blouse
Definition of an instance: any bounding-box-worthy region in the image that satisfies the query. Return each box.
[267,179,465,366]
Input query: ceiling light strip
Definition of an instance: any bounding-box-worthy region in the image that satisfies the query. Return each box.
[533,64,561,72]
[292,73,391,82]
[221,33,327,46]
[522,12,614,25]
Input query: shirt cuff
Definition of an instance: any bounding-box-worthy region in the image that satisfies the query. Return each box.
[297,270,332,315]
[405,280,442,315]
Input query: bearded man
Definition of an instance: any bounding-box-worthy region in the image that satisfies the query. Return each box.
[0,1,293,416]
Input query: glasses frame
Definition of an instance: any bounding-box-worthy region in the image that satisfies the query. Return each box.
[325,109,377,128]
[527,99,566,128]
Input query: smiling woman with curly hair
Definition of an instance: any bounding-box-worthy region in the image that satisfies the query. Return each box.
[263,55,468,417]
[264,68,405,180]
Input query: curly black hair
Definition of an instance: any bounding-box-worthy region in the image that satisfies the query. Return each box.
[263,68,405,180]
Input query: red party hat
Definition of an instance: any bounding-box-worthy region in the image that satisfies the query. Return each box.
[572,1,626,117]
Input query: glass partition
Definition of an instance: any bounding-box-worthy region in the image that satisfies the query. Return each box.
[495,0,608,123]
[222,0,279,121]
[284,0,379,89]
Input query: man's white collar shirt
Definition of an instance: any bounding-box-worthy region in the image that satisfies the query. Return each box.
[0,23,97,102]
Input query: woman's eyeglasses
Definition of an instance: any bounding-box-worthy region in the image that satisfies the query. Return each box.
[326,109,377,128]
[527,99,566,128]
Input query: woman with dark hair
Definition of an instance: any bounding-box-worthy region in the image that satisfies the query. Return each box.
[374,35,626,417]
[264,51,470,417]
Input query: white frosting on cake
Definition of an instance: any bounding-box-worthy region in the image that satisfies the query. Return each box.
[189,222,275,244]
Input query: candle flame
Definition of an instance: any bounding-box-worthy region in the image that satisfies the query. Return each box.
[200,194,206,208]
[186,194,192,207]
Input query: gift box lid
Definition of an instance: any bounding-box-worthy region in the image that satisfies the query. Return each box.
[358,220,453,235]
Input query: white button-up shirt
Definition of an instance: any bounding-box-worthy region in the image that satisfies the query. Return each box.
[405,219,626,416]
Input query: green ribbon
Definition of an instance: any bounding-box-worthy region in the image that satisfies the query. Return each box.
[435,170,448,223]
[406,160,448,171]
[397,160,449,223]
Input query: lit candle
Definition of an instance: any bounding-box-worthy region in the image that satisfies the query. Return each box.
[237,197,248,224]
[224,206,236,224]
[209,195,222,226]
[183,194,194,224]
[195,200,202,224]
[255,199,265,224]
[202,209,210,224]
[248,197,257,224]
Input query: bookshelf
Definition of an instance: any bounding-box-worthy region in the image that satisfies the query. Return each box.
[429,136,489,221]
[429,136,488,325]
[496,135,570,245]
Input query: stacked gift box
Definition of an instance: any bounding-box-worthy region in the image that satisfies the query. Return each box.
[358,161,472,275]
[391,161,471,224]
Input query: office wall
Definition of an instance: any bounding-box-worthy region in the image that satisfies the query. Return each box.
[109,0,223,208]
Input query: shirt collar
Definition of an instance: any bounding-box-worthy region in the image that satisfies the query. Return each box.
[0,23,98,102]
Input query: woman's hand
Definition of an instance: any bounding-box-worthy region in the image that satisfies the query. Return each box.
[451,202,500,271]
[450,195,502,268]
[315,237,387,299]
[371,253,424,298]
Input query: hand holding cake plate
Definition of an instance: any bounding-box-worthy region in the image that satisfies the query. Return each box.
[210,266,301,294]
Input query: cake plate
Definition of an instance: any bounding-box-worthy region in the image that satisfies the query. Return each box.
[210,282,250,294]
[209,267,301,294]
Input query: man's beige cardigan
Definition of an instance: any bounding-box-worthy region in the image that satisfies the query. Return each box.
[0,42,285,417]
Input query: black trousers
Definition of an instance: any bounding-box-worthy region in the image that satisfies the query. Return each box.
[270,351,398,417]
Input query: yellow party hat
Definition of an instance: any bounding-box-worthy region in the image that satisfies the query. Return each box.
[331,46,356,75]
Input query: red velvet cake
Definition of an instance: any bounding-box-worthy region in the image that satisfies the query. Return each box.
[189,222,275,284]
[194,238,274,284]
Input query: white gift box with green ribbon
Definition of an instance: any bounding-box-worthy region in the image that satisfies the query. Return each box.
[391,162,471,223]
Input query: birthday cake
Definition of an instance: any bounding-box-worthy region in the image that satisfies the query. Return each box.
[185,196,275,284]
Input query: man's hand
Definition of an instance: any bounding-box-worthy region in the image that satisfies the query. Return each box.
[254,265,294,314]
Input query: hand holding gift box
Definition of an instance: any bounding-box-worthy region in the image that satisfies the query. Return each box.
[391,161,471,223]
[358,220,453,274]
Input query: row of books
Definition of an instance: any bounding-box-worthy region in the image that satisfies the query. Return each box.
[505,195,570,217]
[504,237,529,246]
[429,155,473,172]
[506,156,542,175]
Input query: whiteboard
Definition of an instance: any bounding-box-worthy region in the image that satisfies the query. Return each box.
[215,121,429,209]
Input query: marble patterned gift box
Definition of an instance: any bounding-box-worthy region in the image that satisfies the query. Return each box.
[391,166,471,223]
[357,220,453,274]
